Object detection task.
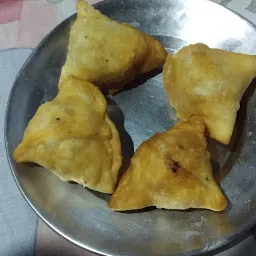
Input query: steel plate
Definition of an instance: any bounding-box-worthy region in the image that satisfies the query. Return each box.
[5,0,256,255]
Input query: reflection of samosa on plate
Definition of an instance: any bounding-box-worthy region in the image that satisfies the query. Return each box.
[109,116,227,211]
[59,0,167,92]
[14,77,122,194]
[163,43,256,144]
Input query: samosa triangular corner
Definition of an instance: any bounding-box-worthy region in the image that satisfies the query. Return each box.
[109,116,227,212]
[108,171,153,211]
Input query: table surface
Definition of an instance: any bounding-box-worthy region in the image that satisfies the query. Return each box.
[1,0,256,255]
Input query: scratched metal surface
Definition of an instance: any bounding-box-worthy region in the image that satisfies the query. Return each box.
[4,0,256,255]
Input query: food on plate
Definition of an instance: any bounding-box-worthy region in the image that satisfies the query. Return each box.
[13,77,122,194]
[108,116,227,211]
[59,0,167,92]
[163,43,256,144]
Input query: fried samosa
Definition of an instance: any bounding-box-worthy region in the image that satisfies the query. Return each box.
[59,0,167,92]
[163,43,256,144]
[108,116,227,211]
[14,77,122,194]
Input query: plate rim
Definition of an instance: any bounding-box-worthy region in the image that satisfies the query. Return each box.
[4,0,256,255]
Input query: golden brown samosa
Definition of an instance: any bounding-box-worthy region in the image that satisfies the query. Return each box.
[59,0,167,92]
[14,77,122,194]
[108,116,227,211]
[163,43,256,144]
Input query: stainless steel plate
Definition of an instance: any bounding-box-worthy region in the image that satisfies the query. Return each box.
[5,0,256,255]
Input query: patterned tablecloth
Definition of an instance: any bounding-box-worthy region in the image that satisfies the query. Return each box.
[1,1,256,255]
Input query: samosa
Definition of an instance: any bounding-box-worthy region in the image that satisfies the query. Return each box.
[14,77,122,194]
[163,43,256,144]
[59,0,167,92]
[109,116,227,211]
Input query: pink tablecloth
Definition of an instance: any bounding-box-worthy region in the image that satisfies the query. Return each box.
[2,0,256,51]
[0,0,101,49]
